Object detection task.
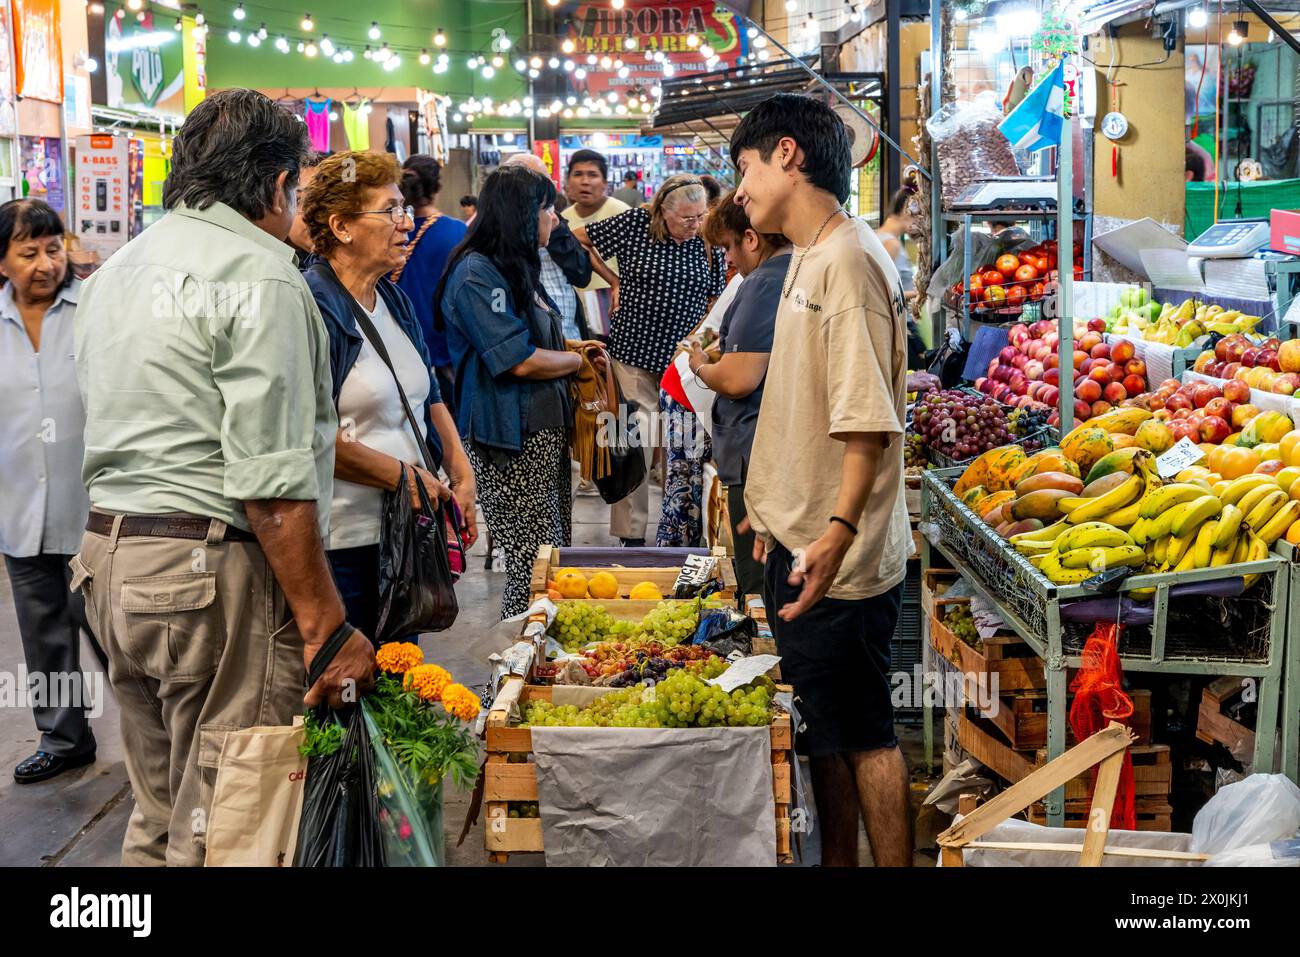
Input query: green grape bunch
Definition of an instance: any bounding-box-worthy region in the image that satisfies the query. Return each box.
[521,670,776,730]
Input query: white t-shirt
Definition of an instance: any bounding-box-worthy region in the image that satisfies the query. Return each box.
[328,294,431,550]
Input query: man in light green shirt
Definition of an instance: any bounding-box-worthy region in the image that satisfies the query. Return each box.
[72,89,375,867]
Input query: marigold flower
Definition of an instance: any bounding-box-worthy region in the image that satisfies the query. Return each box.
[441,682,480,722]
[404,663,451,702]
[375,641,423,674]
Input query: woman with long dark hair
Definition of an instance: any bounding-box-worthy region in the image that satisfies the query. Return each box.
[436,165,585,617]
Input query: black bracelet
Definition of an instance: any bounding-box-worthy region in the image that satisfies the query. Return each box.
[330,620,357,647]
[829,516,859,537]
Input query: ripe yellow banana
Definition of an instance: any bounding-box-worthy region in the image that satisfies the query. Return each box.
[1243,533,1269,589]
[1219,474,1278,507]
[1233,534,1250,565]
[1165,526,1199,567]
[1009,518,1068,544]
[1173,545,1198,572]
[1039,550,1098,585]
[1105,494,1145,529]
[1245,489,1287,532]
[1066,473,1144,525]
[1257,499,1300,546]
[1170,495,1222,538]
[1213,504,1243,549]
[1153,535,1170,564]
[1193,521,1218,568]
[1138,483,1207,520]
[1234,483,1280,520]
[1055,522,1133,554]
[1147,496,1214,542]
[1059,545,1147,570]
[1211,535,1237,567]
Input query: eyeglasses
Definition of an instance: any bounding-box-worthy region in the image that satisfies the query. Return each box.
[674,212,707,226]
[356,205,415,225]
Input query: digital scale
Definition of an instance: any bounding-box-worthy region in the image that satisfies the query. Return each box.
[947,176,1058,211]
[1185,218,1272,259]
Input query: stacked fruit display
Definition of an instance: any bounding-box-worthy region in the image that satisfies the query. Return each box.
[1127,377,1296,454]
[549,600,708,652]
[521,669,777,729]
[904,431,928,470]
[950,241,1082,315]
[912,389,1014,462]
[1192,335,1300,396]
[973,320,1149,425]
[1107,296,1263,345]
[548,568,665,601]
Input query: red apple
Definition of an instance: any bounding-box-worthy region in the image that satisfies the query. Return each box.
[1170,420,1199,442]
[1165,393,1193,412]
[1272,372,1300,395]
[1200,416,1232,444]
[1222,379,1251,403]
[1041,386,1059,407]
[1215,338,1234,362]
[1221,362,1242,380]
[1242,348,1261,368]
[1044,366,1061,386]
[1087,318,1107,333]
[1264,337,1283,352]
[1148,393,1166,411]
[1204,397,1234,421]
[1192,384,1222,408]
[1161,378,1182,391]
[1091,400,1113,417]
[1224,336,1250,363]
[1263,350,1282,372]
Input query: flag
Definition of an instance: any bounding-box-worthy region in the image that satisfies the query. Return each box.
[998,60,1066,153]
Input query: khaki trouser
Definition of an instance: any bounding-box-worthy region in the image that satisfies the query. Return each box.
[610,360,661,541]
[72,516,305,867]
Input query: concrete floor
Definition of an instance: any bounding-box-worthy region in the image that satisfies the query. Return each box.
[0,478,939,867]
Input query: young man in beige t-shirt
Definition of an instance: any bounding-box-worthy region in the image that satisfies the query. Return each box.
[732,93,913,867]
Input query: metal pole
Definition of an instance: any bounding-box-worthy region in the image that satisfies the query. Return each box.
[1240,0,1300,57]
[929,0,944,351]
[743,17,930,178]
[1057,118,1075,436]
[527,0,536,148]
[885,0,901,199]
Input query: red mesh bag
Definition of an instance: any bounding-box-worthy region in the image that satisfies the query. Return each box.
[1068,623,1136,830]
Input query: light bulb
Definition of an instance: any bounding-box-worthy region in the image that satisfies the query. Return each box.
[328,110,338,122]
[563,60,574,72]
[453,113,462,122]
[232,3,245,20]
[376,43,390,61]
[1188,7,1208,28]
[755,36,767,49]
[344,49,353,61]
[305,42,318,57]
[566,95,576,105]
[686,33,699,48]
[300,14,314,32]
[625,37,637,50]
[528,68,539,78]
[587,54,597,64]
[530,56,543,69]
[514,58,526,71]
[320,35,334,56]
[276,36,289,53]
[785,0,797,11]
[247,33,260,47]
[419,49,430,65]
[467,55,478,68]
[257,23,267,39]
[194,10,204,24]
[546,0,559,5]
[699,44,713,58]
[482,65,494,78]
[333,52,343,63]
[549,57,560,68]
[562,38,575,54]
[227,29,241,43]
[368,21,380,40]
[174,19,182,30]
[433,28,446,47]
[84,56,99,72]
[611,0,624,8]
[600,56,612,68]
[575,68,587,79]
[126,0,142,10]
[492,55,504,68]
[618,66,629,78]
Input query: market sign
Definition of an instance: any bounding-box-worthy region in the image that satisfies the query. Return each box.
[564,1,748,95]
[74,133,129,259]
[12,0,63,103]
[105,9,186,116]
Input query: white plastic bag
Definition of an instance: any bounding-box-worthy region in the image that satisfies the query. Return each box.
[1206,838,1300,867]
[1191,774,1300,854]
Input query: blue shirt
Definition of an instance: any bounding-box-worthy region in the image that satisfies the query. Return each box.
[439,252,570,459]
[712,253,789,486]
[395,215,467,368]
[0,278,89,556]
[304,260,444,469]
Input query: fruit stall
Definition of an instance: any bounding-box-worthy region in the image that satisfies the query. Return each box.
[477,546,800,865]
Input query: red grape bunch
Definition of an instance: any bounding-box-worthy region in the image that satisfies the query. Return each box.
[914,389,1012,461]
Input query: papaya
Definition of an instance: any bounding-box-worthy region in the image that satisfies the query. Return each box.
[981,446,1029,492]
[976,490,1016,521]
[1083,447,1144,485]
[1014,471,1084,497]
[961,485,990,509]
[1109,433,1137,449]
[1239,411,1292,448]
[953,458,990,497]
[1010,488,1074,522]
[1007,448,1080,485]
[1060,426,1115,475]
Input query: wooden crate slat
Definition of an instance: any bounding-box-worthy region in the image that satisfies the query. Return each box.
[930,609,1045,692]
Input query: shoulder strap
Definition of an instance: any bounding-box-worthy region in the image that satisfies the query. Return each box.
[390,216,438,283]
[324,264,437,472]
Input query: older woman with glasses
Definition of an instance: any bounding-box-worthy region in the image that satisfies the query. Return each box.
[301,150,477,641]
[572,174,726,546]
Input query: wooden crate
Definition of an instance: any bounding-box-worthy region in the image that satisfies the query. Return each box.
[1028,799,1173,832]
[956,710,1171,804]
[920,568,961,620]
[530,545,737,602]
[1195,675,1256,758]
[483,678,794,863]
[983,689,1152,751]
[745,596,782,681]
[930,600,1046,693]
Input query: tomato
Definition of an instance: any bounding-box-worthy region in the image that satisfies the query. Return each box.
[996,254,1020,275]
[1005,283,1027,306]
[1015,263,1039,283]
[1029,281,1046,301]
[983,284,1007,303]
[1018,251,1040,266]
[981,269,1006,286]
[1034,256,1049,273]
[968,276,984,296]
[1074,263,1085,279]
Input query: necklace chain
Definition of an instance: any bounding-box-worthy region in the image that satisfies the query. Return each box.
[782,207,844,299]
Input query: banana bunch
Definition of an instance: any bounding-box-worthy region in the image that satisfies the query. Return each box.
[1130,472,1293,579]
[1009,451,1160,584]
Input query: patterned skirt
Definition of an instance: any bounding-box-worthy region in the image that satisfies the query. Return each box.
[655,391,712,548]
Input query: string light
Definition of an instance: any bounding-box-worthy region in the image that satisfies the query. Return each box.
[304,41,318,57]
[1187,7,1208,28]
[433,27,446,47]
[529,55,543,69]
[514,57,527,71]
[611,0,624,8]
[368,21,381,40]
[419,49,430,65]
[548,56,560,68]
[247,32,260,46]
[257,23,267,39]
[126,0,142,10]
[300,13,314,31]
[232,2,245,19]
[227,29,241,43]
[492,54,504,68]
[562,38,575,54]
[194,10,204,25]
[276,35,289,52]
[785,0,797,11]
[686,33,699,47]
[624,37,637,50]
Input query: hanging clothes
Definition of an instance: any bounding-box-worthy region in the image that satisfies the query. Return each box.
[342,99,370,151]
[304,98,332,153]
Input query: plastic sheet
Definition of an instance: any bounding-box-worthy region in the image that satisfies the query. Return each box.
[1192,774,1300,855]
[926,93,1022,207]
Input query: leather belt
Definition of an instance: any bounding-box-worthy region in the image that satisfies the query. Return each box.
[85,511,256,543]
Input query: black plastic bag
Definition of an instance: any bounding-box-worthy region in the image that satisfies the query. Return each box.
[595,397,647,505]
[691,607,756,658]
[295,705,383,867]
[376,464,458,643]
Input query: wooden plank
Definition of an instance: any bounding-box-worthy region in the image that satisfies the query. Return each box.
[921,568,960,619]
[484,817,544,853]
[1079,749,1125,866]
[1196,697,1255,755]
[1204,675,1246,705]
[967,841,1209,862]
[938,722,1135,850]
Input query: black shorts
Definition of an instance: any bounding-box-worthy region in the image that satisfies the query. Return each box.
[763,541,903,757]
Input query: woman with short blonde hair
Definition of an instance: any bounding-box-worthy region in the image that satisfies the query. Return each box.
[571,173,726,546]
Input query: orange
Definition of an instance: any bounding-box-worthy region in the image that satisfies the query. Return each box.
[586,571,620,600]
[1286,519,1300,546]
[1218,446,1262,480]
[555,571,589,599]
[1281,430,1300,467]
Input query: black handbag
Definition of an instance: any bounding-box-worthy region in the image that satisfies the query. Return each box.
[596,394,647,505]
[327,266,459,640]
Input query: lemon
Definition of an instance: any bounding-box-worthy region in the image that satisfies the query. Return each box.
[629,581,662,600]
[586,571,619,600]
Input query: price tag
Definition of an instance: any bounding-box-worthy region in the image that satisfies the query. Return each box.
[673,555,717,597]
[705,655,782,693]
[1156,437,1206,479]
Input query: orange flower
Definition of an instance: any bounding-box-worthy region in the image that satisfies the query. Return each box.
[404,664,451,702]
[375,641,423,674]
[441,683,481,722]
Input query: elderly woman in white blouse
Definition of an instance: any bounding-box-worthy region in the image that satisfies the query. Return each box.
[0,199,97,784]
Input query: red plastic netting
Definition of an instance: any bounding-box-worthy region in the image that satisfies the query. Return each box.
[1068,623,1136,831]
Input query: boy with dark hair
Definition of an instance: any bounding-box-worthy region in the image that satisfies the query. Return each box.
[561,148,628,337]
[731,92,913,867]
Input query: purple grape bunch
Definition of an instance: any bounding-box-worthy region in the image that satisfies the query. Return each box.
[913,389,1012,461]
